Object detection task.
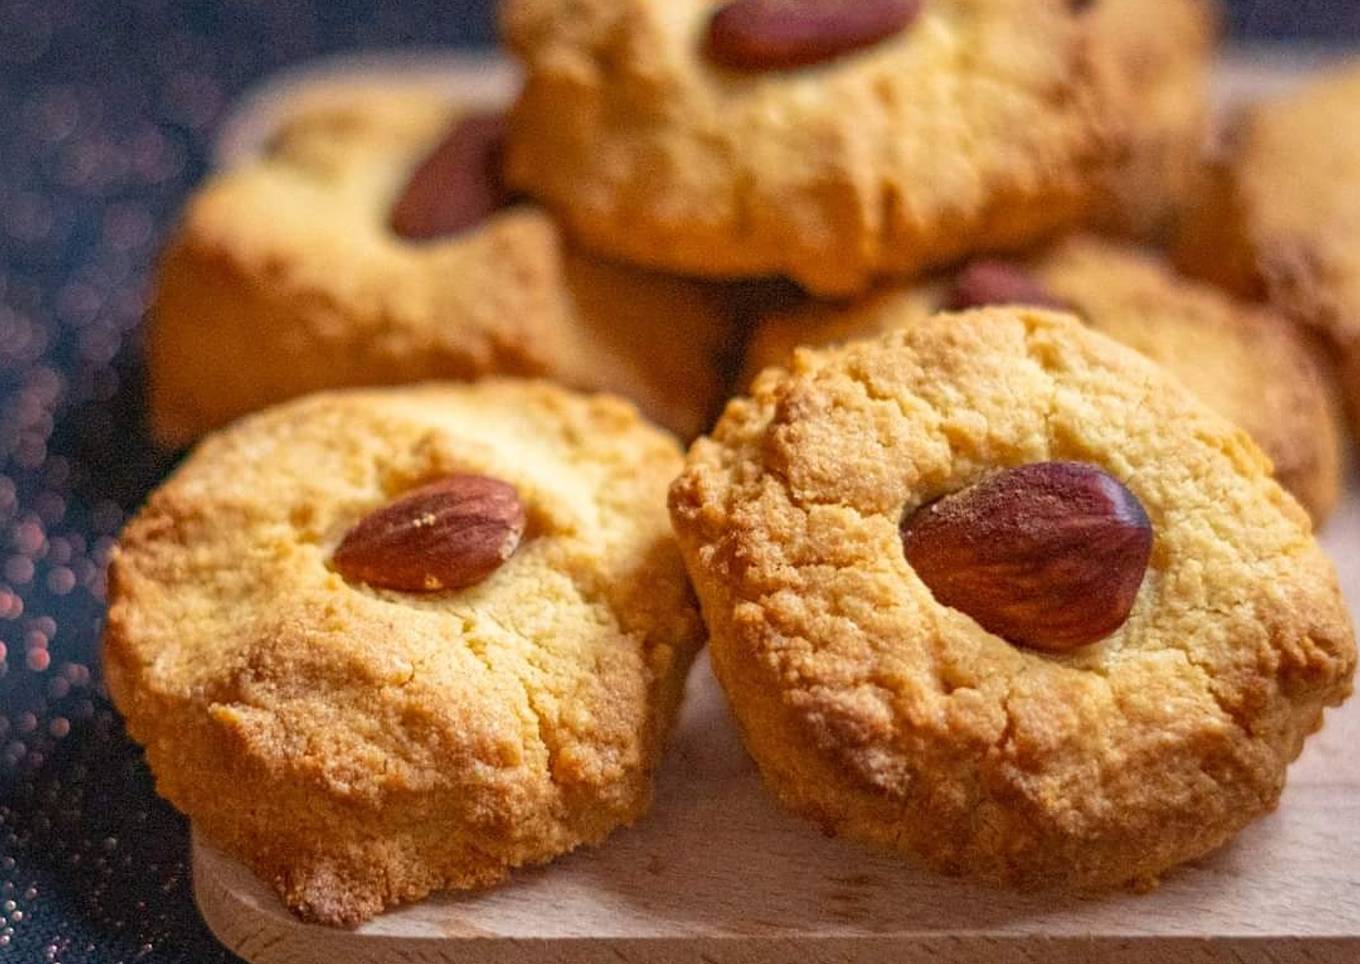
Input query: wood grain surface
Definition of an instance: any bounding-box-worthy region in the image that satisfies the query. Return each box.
[194,52,1360,964]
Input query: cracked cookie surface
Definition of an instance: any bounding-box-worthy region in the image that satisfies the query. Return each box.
[672,309,1354,890]
[502,0,1121,296]
[150,87,734,444]
[105,381,704,925]
[743,236,1343,524]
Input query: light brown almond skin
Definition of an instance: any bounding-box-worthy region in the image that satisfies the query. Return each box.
[389,112,507,240]
[332,474,525,592]
[706,0,922,71]
[900,461,1153,653]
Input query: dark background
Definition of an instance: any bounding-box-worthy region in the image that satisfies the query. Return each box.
[0,1,1355,961]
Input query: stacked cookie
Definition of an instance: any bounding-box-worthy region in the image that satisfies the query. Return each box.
[108,0,1356,927]
[148,88,736,443]
[1177,62,1360,440]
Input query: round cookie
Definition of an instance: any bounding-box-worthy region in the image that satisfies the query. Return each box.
[502,0,1123,296]
[1087,0,1217,238]
[149,88,736,444]
[104,381,705,925]
[743,236,1343,524]
[672,309,1355,891]
[1176,61,1360,441]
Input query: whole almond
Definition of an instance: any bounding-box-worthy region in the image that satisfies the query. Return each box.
[707,0,922,71]
[900,462,1152,652]
[389,112,508,241]
[332,475,525,592]
[946,260,1074,313]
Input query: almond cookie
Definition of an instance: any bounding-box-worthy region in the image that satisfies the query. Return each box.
[104,381,705,925]
[149,88,735,444]
[1088,0,1217,238]
[743,237,1343,523]
[502,0,1123,296]
[672,309,1354,892]
[1176,60,1360,440]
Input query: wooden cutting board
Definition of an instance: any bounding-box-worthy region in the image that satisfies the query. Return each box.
[193,50,1360,964]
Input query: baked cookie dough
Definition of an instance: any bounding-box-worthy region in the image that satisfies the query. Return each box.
[1176,60,1360,439]
[1088,0,1217,238]
[672,309,1354,891]
[502,0,1123,295]
[743,237,1343,523]
[149,88,735,444]
[105,381,705,925]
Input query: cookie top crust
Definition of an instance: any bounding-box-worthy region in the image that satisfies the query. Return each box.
[156,89,561,391]
[743,237,1343,523]
[1036,239,1341,521]
[502,0,1122,295]
[672,309,1354,888]
[105,381,705,924]
[149,89,734,443]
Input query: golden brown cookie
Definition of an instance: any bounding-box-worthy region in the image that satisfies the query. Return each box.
[1087,0,1217,238]
[672,309,1355,892]
[149,88,736,444]
[1176,60,1360,440]
[105,381,705,925]
[502,0,1124,296]
[743,237,1343,523]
